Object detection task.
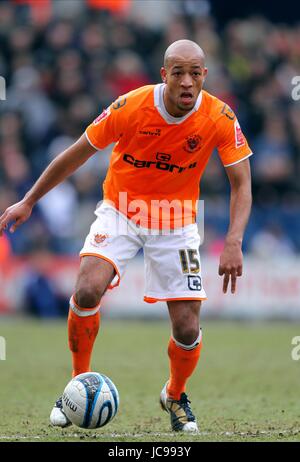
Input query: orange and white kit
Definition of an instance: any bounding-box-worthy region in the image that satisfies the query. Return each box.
[82,84,253,301]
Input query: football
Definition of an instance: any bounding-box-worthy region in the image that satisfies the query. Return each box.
[62,372,119,429]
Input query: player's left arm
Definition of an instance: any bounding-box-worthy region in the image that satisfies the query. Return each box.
[215,102,253,294]
[219,158,252,293]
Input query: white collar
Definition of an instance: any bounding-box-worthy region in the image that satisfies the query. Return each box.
[154,83,202,125]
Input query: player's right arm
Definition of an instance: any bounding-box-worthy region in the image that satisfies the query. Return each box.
[0,134,97,235]
[0,93,129,236]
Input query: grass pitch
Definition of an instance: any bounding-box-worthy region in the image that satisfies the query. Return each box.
[0,318,300,442]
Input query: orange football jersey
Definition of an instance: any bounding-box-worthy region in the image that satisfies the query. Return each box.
[85,84,252,228]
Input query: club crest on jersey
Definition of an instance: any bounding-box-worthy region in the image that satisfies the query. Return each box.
[234,119,245,148]
[93,107,111,125]
[91,233,109,247]
[183,135,202,153]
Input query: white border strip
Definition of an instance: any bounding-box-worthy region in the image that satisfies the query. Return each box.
[172,328,202,350]
[224,152,253,168]
[84,130,101,151]
[69,296,100,317]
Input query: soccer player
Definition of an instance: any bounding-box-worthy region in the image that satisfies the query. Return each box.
[0,40,252,433]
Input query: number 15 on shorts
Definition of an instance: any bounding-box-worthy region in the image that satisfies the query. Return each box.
[179,249,200,274]
[179,249,202,291]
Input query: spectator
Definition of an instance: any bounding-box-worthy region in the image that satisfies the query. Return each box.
[23,246,68,317]
[250,224,296,258]
[252,113,293,184]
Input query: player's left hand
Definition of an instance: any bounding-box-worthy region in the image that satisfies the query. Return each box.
[218,241,243,294]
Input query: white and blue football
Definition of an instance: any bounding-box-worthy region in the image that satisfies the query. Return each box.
[62,372,119,429]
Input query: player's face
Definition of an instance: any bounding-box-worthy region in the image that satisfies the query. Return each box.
[161,57,207,117]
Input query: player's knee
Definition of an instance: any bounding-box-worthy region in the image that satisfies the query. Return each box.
[173,325,200,346]
[74,286,103,308]
[169,300,201,345]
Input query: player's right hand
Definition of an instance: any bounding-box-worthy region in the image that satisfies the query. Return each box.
[0,200,33,236]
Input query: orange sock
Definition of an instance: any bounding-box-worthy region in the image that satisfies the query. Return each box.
[167,331,202,400]
[68,295,100,377]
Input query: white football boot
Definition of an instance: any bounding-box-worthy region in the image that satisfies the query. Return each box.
[50,396,72,428]
[160,382,199,433]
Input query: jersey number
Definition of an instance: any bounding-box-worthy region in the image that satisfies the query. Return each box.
[179,249,200,274]
[221,103,235,120]
[112,97,127,110]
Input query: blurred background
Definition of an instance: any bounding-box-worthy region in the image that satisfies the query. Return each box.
[0,0,300,319]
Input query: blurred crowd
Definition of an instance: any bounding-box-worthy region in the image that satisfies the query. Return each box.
[0,0,300,261]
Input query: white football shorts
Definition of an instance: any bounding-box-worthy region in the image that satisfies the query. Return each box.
[80,202,207,303]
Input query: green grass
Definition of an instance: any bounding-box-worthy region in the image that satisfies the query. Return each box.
[0,319,300,442]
